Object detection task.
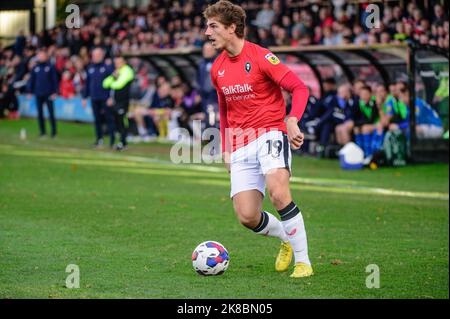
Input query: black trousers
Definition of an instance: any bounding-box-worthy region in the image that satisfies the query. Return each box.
[91,99,115,144]
[0,87,19,115]
[111,103,128,146]
[36,95,56,136]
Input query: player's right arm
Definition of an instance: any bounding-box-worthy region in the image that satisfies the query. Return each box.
[211,64,231,172]
[258,48,309,149]
[217,91,230,172]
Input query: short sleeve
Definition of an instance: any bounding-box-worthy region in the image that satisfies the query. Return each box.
[384,99,394,116]
[258,49,291,85]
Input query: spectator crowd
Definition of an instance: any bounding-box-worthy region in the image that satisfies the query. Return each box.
[0,0,448,155]
[297,77,445,161]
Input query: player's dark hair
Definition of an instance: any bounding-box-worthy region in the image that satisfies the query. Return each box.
[203,0,246,39]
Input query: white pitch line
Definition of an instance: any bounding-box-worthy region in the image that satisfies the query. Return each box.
[1,143,448,201]
[188,179,449,201]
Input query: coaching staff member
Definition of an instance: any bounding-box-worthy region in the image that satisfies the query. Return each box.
[102,55,134,151]
[82,47,114,148]
[27,49,59,138]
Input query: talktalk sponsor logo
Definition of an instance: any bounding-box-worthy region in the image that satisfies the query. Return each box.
[221,84,253,95]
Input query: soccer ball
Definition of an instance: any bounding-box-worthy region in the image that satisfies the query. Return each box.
[192,241,229,276]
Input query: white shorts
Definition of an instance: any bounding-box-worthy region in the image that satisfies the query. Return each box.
[230,130,292,198]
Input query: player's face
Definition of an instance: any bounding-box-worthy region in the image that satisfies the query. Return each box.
[360,90,371,103]
[205,18,231,50]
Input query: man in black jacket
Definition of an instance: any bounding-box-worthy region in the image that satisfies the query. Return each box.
[26,50,59,138]
[82,47,114,147]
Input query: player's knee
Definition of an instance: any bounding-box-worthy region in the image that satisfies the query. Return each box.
[235,208,260,229]
[268,188,289,210]
[239,215,259,229]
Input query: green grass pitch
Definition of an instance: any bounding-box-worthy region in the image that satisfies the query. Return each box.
[0,119,448,298]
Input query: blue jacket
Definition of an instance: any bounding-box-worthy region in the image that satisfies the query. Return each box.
[404,98,443,127]
[83,63,114,101]
[197,58,215,95]
[316,94,357,126]
[197,57,218,111]
[27,62,58,97]
[415,98,442,127]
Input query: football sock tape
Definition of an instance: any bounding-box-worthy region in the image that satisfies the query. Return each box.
[277,201,300,221]
[252,211,269,233]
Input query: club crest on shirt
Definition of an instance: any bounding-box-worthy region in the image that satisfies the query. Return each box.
[245,62,251,73]
[264,53,280,65]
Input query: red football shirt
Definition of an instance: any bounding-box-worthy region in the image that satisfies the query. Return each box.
[211,41,292,153]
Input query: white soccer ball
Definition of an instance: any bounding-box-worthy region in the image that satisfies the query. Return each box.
[192,241,230,276]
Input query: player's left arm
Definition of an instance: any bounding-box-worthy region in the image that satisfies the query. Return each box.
[259,50,309,149]
[279,72,309,149]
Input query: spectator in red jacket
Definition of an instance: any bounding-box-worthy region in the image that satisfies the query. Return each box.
[60,70,75,99]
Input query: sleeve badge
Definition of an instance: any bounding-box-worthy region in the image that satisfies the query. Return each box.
[264,53,280,65]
